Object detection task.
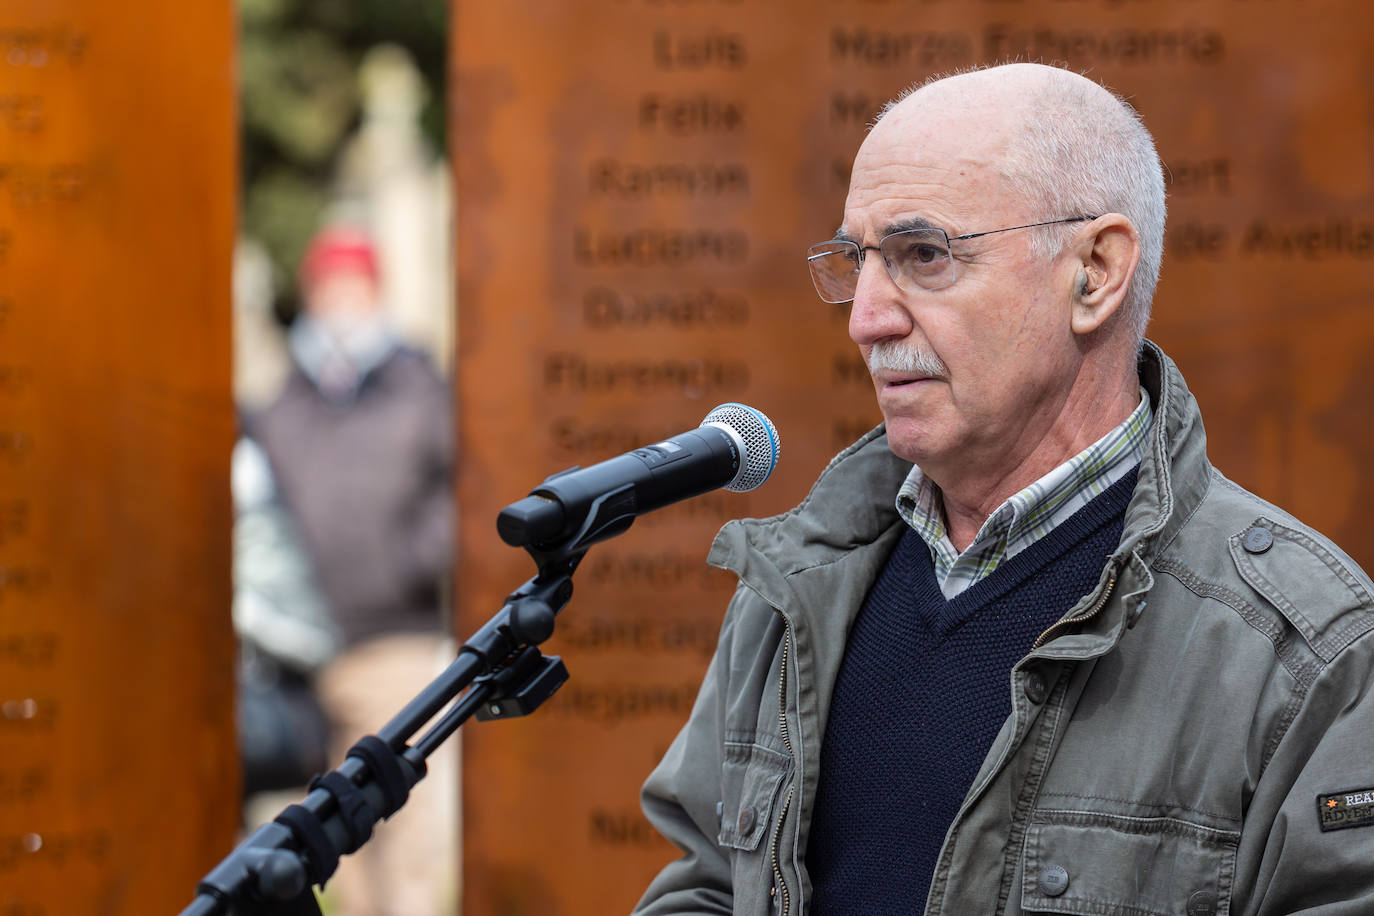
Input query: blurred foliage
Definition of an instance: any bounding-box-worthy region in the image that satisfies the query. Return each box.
[238,0,447,317]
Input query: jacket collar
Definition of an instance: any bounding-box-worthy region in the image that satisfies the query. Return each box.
[289,314,400,404]
[708,340,1213,623]
[1124,340,1212,567]
[707,425,908,600]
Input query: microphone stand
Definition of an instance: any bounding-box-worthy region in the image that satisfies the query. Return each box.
[179,509,609,915]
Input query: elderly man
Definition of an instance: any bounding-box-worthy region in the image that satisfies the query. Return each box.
[634,64,1374,915]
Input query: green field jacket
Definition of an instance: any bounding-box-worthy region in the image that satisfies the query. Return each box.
[635,341,1374,915]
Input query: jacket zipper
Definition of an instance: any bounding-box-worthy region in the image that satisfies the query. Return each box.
[770,625,794,914]
[1031,573,1116,651]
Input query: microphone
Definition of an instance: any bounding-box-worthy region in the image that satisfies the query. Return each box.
[497,402,780,550]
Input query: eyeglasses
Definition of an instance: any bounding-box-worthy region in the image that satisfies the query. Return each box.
[805,216,1097,304]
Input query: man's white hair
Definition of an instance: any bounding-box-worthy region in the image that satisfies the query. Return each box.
[879,65,1167,344]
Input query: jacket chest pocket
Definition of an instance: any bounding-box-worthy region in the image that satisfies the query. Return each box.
[717,739,790,851]
[1020,810,1239,915]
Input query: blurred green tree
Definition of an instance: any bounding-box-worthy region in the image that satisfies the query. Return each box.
[239,0,447,319]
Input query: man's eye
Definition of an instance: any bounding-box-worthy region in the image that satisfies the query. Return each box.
[896,243,945,266]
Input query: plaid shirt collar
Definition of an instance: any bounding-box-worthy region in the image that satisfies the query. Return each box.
[896,389,1152,599]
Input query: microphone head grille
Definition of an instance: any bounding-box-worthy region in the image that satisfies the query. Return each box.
[701,402,780,492]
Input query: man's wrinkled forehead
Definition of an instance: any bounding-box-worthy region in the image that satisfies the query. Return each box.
[835,132,1011,241]
[865,80,1020,161]
[840,110,1014,242]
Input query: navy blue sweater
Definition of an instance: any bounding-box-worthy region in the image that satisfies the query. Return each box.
[806,469,1137,913]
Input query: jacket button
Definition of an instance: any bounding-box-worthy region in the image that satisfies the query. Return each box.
[1037,864,1069,897]
[737,804,757,835]
[1242,525,1273,554]
[1024,670,1049,705]
[1187,891,1218,915]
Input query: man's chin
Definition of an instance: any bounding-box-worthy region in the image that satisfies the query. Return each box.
[880,417,944,467]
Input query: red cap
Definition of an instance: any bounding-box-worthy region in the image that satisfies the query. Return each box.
[299,225,379,292]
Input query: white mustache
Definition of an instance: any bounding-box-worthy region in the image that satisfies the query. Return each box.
[867,341,948,378]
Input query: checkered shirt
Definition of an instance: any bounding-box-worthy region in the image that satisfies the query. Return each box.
[896,390,1152,599]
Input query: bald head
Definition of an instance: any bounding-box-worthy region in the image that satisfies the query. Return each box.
[872,65,1166,343]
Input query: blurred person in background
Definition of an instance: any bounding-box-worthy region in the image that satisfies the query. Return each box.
[246,223,456,916]
[233,432,338,802]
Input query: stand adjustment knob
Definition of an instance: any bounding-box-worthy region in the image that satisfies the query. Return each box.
[511,598,557,644]
[252,849,309,901]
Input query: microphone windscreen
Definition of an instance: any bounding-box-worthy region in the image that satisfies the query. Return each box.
[700,403,780,492]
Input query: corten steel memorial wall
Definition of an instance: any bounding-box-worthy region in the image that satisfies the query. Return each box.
[453,1,1374,912]
[0,2,237,912]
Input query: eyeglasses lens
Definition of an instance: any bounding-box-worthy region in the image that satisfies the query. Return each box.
[881,229,955,292]
[806,242,860,304]
[806,229,955,303]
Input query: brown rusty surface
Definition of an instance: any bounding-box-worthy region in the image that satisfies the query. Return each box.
[0,1,237,912]
[452,2,1374,912]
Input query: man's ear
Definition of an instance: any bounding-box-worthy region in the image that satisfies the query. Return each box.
[1069,214,1140,336]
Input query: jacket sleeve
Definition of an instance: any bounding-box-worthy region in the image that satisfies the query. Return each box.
[1237,629,1374,915]
[632,591,743,915]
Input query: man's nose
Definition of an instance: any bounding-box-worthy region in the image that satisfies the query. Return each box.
[848,252,913,347]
